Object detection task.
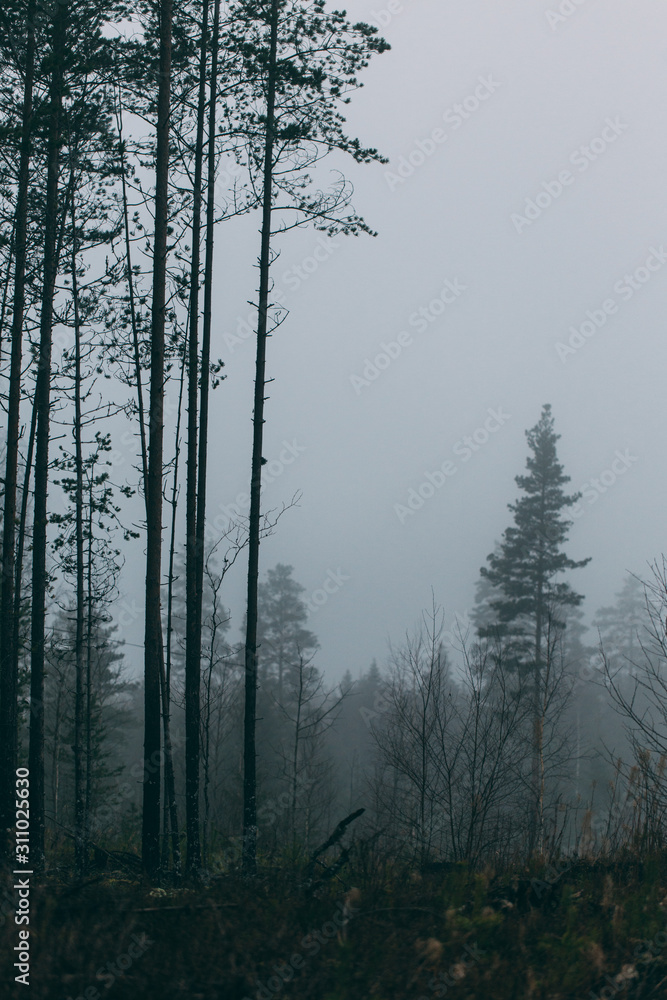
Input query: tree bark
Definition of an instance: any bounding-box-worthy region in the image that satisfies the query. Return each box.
[0,0,36,863]
[242,0,279,876]
[193,0,221,876]
[185,0,210,876]
[69,173,86,874]
[143,0,173,878]
[29,0,68,871]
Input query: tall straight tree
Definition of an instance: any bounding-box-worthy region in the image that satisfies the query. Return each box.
[184,0,210,877]
[143,0,174,877]
[478,404,590,855]
[0,0,36,863]
[69,178,86,875]
[29,0,69,871]
[113,73,181,875]
[191,0,223,874]
[241,0,279,877]
[228,0,389,873]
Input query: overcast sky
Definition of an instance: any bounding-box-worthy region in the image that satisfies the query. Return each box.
[114,0,667,681]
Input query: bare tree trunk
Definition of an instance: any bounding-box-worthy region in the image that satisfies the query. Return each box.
[0,0,36,862]
[0,216,16,359]
[69,173,86,874]
[532,555,544,859]
[117,81,180,874]
[116,83,148,488]
[143,0,173,878]
[161,336,186,873]
[13,400,37,700]
[243,0,279,877]
[290,659,304,849]
[193,0,222,876]
[185,0,210,876]
[158,644,181,874]
[29,0,68,871]
[85,475,94,850]
[51,683,63,845]
[201,606,217,868]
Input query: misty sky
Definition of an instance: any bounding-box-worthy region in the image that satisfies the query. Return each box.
[114,0,667,681]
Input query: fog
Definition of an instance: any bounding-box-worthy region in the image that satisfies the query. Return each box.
[114,0,667,680]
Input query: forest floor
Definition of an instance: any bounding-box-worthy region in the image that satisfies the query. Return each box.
[2,854,667,999]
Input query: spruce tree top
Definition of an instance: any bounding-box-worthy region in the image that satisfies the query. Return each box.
[480,404,590,629]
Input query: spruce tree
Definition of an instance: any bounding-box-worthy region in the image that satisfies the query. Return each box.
[478,403,590,854]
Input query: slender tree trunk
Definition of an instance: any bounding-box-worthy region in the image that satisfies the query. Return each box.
[51,685,63,844]
[202,607,218,869]
[13,399,37,691]
[85,475,94,847]
[143,0,173,877]
[0,0,36,862]
[117,84,180,873]
[243,0,279,877]
[69,174,86,875]
[29,0,68,870]
[158,643,181,874]
[161,330,187,873]
[290,660,304,848]
[185,0,210,876]
[193,0,222,877]
[532,541,545,858]
[116,83,148,488]
[0,216,16,363]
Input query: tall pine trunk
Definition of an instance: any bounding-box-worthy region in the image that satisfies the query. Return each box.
[185,0,210,875]
[243,0,279,876]
[531,507,545,859]
[197,0,221,871]
[69,172,86,874]
[143,0,173,877]
[117,84,180,874]
[29,0,68,870]
[162,334,187,873]
[85,473,94,849]
[0,0,36,862]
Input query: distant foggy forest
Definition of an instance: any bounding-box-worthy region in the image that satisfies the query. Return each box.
[2,2,667,998]
[0,0,665,882]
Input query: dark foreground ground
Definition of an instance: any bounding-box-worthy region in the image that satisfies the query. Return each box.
[2,855,667,999]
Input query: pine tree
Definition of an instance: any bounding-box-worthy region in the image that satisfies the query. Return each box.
[143,0,174,879]
[478,404,590,854]
[229,0,389,874]
[257,564,318,704]
[0,0,36,865]
[594,574,648,669]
